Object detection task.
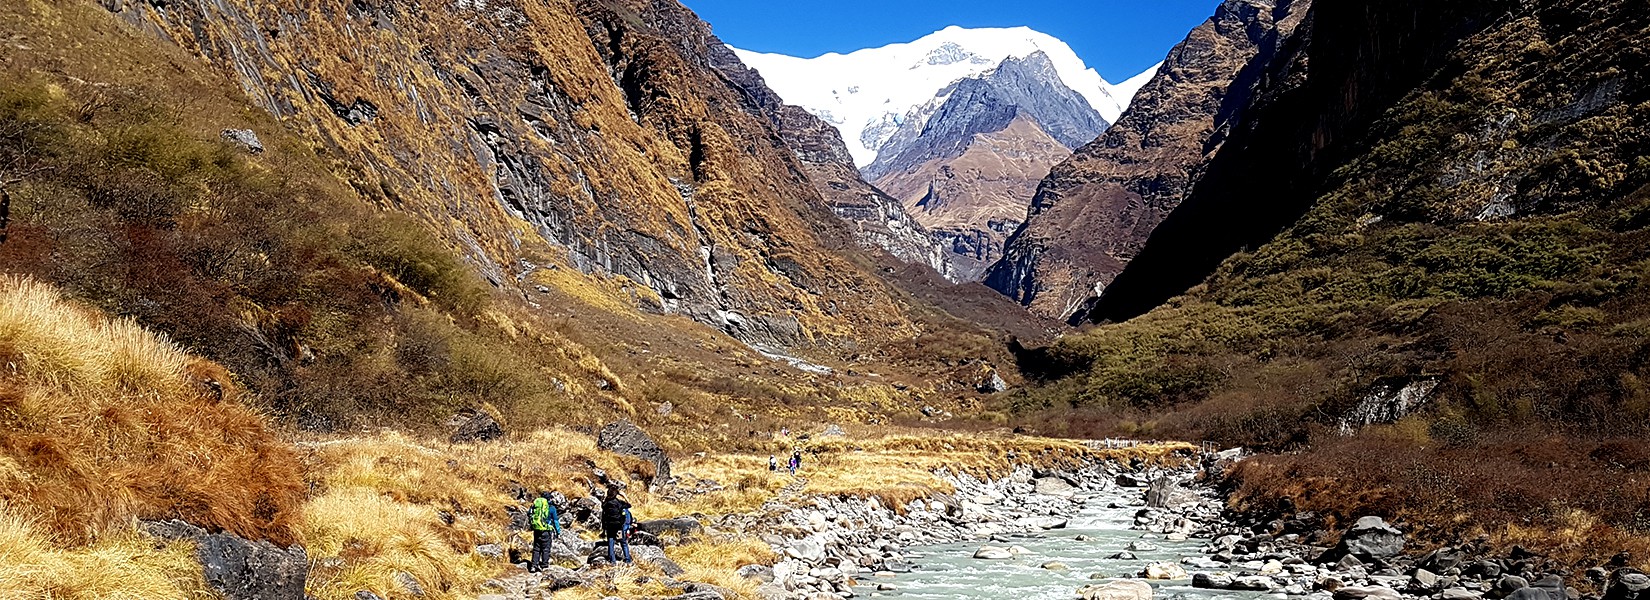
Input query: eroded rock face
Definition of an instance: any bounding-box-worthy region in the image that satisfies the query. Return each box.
[597,420,670,483]
[143,520,307,600]
[985,0,1309,319]
[105,0,917,351]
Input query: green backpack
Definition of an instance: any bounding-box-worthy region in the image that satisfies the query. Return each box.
[530,497,552,531]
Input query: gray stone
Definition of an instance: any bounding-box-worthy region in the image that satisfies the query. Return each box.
[1034,477,1077,498]
[1077,580,1155,600]
[1335,587,1403,600]
[597,420,671,482]
[446,408,503,443]
[1338,516,1405,559]
[634,518,704,540]
[473,543,503,558]
[787,538,826,562]
[1145,477,1200,509]
[541,566,586,591]
[737,564,775,583]
[1606,571,1650,600]
[973,545,1014,560]
[1443,588,1484,600]
[220,129,264,154]
[394,571,425,596]
[1194,573,1235,590]
[142,520,307,600]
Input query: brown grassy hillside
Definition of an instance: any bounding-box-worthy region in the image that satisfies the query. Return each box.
[1006,0,1650,563]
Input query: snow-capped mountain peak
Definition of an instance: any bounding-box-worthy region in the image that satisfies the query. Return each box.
[733,26,1149,167]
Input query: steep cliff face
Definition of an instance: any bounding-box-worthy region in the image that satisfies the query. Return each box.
[1086,0,1522,322]
[985,0,1308,320]
[868,52,1109,281]
[101,0,916,349]
[704,43,958,280]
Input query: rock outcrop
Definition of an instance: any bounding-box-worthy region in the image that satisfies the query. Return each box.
[986,0,1309,319]
[597,420,670,483]
[143,520,308,600]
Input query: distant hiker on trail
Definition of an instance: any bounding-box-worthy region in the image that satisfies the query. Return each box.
[788,450,801,475]
[769,455,778,472]
[601,486,633,564]
[528,491,561,573]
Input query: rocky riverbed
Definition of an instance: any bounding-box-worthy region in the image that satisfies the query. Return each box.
[472,446,1650,600]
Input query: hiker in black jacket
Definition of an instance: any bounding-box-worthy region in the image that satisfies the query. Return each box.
[600,486,632,564]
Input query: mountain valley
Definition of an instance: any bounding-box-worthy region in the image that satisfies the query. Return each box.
[3,0,1650,598]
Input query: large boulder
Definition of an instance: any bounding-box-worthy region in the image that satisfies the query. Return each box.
[143,520,307,600]
[1603,570,1643,600]
[1078,580,1154,600]
[597,420,671,483]
[1144,477,1200,509]
[1337,516,1405,559]
[973,545,1015,560]
[1335,587,1404,600]
[446,408,503,443]
[1605,570,1650,600]
[1142,562,1189,580]
[1033,477,1077,498]
[634,518,703,541]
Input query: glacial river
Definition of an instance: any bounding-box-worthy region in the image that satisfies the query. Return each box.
[853,486,1271,600]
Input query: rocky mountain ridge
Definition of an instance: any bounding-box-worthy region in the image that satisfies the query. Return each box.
[868,51,1110,281]
[985,0,1310,320]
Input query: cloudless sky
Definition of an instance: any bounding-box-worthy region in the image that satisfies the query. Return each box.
[679,0,1223,83]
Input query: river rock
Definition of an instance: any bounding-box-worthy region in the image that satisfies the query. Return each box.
[1034,477,1077,498]
[1142,562,1189,580]
[1127,541,1159,552]
[1043,561,1070,570]
[597,420,671,483]
[1078,580,1154,600]
[1443,588,1484,600]
[737,564,775,583]
[1109,551,1138,560]
[1413,568,1442,590]
[1337,517,1405,559]
[1606,570,1650,600]
[787,538,826,562]
[1145,477,1200,509]
[974,545,1014,560]
[1335,586,1403,600]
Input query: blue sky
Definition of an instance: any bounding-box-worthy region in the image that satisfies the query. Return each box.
[679,0,1222,82]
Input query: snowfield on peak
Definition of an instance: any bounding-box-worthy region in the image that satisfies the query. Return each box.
[733,26,1155,167]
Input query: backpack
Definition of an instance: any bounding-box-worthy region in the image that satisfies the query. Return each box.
[531,497,552,531]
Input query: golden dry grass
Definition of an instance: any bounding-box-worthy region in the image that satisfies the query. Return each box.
[0,275,302,546]
[0,504,214,600]
[674,434,1193,511]
[297,429,661,600]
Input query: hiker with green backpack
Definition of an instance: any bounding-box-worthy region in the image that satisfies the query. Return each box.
[528,491,561,573]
